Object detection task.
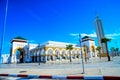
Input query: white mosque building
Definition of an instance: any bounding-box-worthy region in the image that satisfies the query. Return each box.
[2,36,97,63]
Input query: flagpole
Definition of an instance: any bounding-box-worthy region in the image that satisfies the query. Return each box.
[0,0,9,63]
[79,34,85,74]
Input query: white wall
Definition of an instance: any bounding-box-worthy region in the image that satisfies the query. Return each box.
[1,54,10,63]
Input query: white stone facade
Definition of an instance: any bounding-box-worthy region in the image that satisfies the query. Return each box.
[10,37,97,63]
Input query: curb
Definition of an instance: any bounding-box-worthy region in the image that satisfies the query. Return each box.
[0,74,120,80]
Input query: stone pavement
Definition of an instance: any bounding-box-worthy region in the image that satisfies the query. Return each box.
[0,56,120,76]
[1,68,120,76]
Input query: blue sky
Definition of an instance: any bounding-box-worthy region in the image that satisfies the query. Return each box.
[0,0,120,54]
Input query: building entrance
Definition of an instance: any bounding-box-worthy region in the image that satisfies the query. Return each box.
[16,48,25,63]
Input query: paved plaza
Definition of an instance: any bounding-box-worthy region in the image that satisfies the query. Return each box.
[0,56,120,79]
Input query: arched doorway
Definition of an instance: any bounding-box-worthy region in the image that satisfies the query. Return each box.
[62,50,66,59]
[91,45,95,57]
[55,49,60,60]
[83,45,89,59]
[47,49,53,61]
[16,48,25,63]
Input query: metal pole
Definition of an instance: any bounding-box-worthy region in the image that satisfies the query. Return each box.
[39,51,40,65]
[38,44,40,65]
[79,34,85,74]
[0,0,8,63]
[27,43,29,62]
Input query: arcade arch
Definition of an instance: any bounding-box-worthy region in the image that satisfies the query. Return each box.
[55,49,61,60]
[47,49,54,61]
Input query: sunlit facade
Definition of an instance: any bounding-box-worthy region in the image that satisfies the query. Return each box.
[9,37,97,63]
[94,16,107,53]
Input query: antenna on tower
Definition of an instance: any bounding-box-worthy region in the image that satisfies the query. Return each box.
[95,10,99,19]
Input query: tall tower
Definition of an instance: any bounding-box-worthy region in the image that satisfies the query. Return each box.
[94,16,107,53]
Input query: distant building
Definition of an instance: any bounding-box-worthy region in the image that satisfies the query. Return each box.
[9,36,97,63]
[1,54,10,63]
[94,16,107,53]
[81,36,97,58]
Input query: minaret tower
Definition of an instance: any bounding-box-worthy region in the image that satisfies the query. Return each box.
[94,15,107,53]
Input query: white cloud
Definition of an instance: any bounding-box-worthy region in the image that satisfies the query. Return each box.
[69,33,79,36]
[69,32,120,39]
[105,36,116,39]
[105,33,120,39]
[80,32,97,38]
[105,33,120,37]
[69,32,97,38]
[28,40,36,43]
[69,32,97,43]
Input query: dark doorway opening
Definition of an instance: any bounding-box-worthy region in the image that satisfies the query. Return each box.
[32,56,34,62]
[16,48,25,63]
[50,55,53,61]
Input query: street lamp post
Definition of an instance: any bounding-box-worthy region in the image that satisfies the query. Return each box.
[27,43,29,62]
[38,44,40,65]
[0,0,9,63]
[79,34,85,74]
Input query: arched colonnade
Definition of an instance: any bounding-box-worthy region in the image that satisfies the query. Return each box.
[30,47,82,62]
